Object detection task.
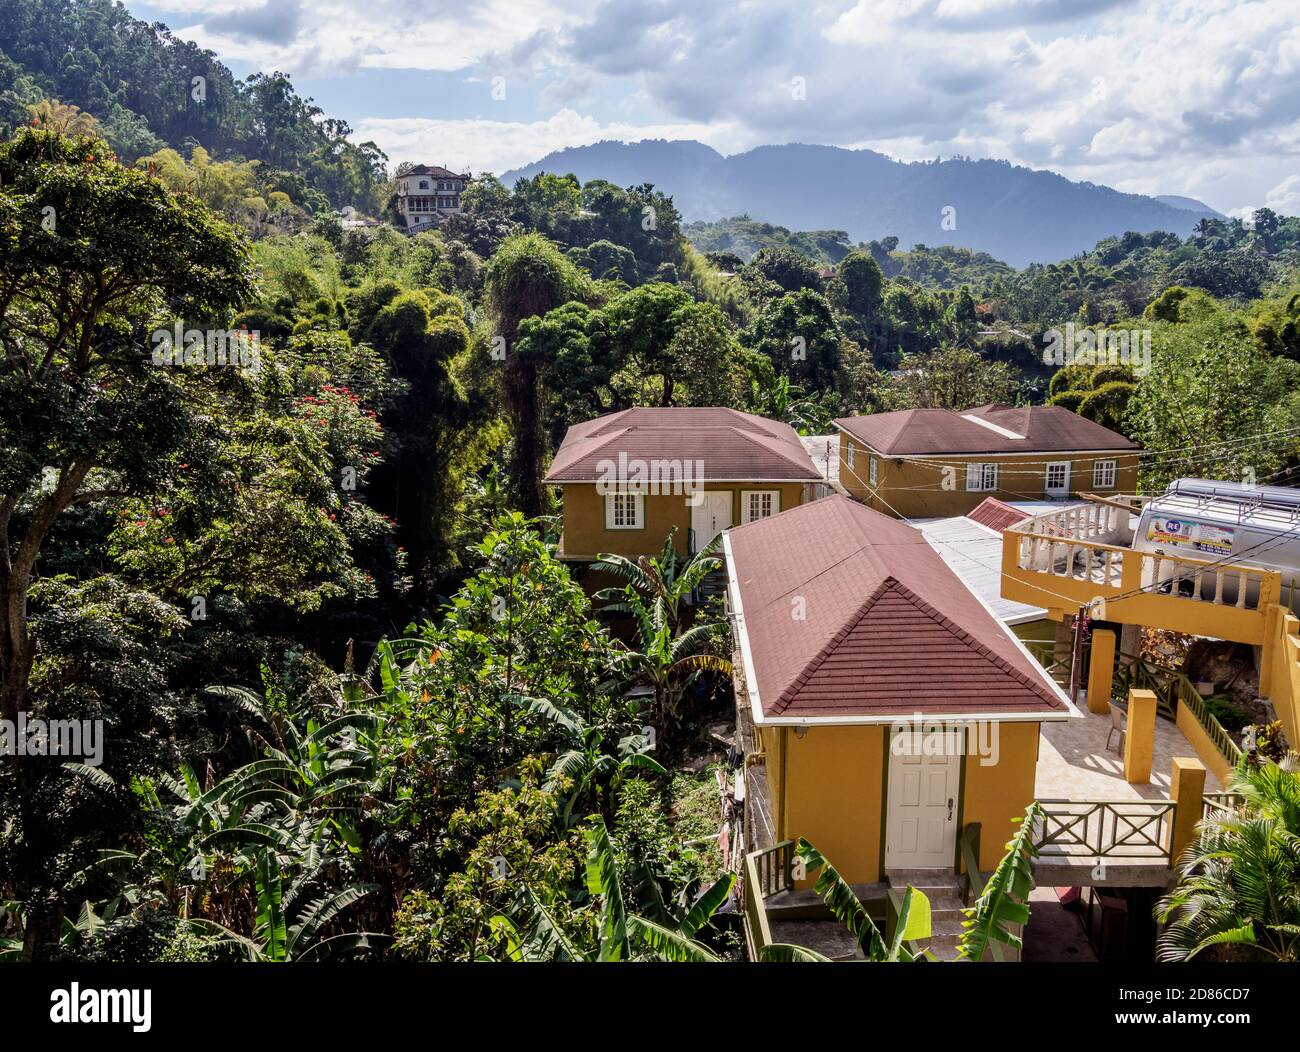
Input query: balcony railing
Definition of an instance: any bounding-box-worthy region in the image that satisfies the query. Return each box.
[1014,532,1277,609]
[1031,799,1175,861]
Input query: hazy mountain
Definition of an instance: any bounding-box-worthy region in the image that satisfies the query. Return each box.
[503,140,1223,267]
[1153,194,1226,217]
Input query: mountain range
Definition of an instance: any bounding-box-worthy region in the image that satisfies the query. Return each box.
[502,140,1225,267]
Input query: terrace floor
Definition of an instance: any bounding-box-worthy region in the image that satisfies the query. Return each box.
[1035,707,1222,801]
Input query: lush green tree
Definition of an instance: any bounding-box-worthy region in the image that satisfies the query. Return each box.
[745,289,843,394]
[893,345,1016,411]
[483,234,590,516]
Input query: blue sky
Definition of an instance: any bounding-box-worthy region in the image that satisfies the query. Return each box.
[121,0,1300,217]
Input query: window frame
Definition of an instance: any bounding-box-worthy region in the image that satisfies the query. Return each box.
[1093,459,1117,489]
[604,491,645,530]
[965,462,999,492]
[868,456,878,488]
[740,489,780,524]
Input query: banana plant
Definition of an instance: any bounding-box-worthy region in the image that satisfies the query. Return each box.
[761,839,930,962]
[957,802,1041,962]
[593,528,722,633]
[612,592,731,725]
[491,815,735,962]
[511,694,665,826]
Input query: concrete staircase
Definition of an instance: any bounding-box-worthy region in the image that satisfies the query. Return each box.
[885,869,969,961]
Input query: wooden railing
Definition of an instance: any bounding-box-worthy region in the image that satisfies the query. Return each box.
[1023,638,1070,685]
[742,839,796,960]
[1202,792,1243,819]
[1032,800,1175,861]
[752,839,795,899]
[1175,678,1244,769]
[959,822,984,904]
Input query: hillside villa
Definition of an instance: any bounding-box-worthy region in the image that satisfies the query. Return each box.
[395,164,471,231]
[835,404,1140,518]
[543,407,827,568]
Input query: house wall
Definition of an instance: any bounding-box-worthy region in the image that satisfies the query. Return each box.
[837,434,1140,519]
[958,721,1042,874]
[767,719,1042,884]
[556,482,809,561]
[779,725,886,886]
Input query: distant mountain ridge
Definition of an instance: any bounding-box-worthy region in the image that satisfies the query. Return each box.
[503,140,1225,267]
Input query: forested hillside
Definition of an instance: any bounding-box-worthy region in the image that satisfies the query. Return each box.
[0,0,386,210]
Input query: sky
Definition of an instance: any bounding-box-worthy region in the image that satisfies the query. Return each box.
[122,0,1300,217]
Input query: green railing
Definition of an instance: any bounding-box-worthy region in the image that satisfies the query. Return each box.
[1032,799,1175,861]
[959,823,984,904]
[1202,792,1243,819]
[1176,679,1244,769]
[742,840,795,960]
[1115,653,1243,771]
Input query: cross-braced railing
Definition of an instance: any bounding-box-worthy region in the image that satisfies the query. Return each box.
[1032,799,1174,861]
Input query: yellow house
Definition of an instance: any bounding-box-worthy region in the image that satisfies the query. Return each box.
[835,404,1140,519]
[543,407,827,564]
[724,495,1077,889]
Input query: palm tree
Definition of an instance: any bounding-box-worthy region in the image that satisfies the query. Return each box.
[593,527,721,633]
[1156,759,1300,962]
[493,815,735,961]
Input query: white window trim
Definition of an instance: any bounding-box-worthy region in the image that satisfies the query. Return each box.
[740,489,780,524]
[1045,461,1070,493]
[604,492,644,530]
[964,462,999,492]
[1093,459,1117,489]
[868,456,878,488]
[845,441,855,470]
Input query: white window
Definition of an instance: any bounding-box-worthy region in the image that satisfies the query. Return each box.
[605,492,644,529]
[419,180,429,189]
[1045,462,1069,491]
[868,456,878,488]
[741,490,780,523]
[1093,459,1117,489]
[965,463,999,492]
[845,440,855,470]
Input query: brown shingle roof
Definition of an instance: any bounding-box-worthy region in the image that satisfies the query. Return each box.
[403,165,470,179]
[834,405,1138,456]
[725,495,1069,720]
[543,407,822,482]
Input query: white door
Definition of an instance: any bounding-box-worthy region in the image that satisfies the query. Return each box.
[690,492,732,551]
[1044,461,1070,499]
[885,730,961,869]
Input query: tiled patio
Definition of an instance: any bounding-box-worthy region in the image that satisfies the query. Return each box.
[1035,708,1222,801]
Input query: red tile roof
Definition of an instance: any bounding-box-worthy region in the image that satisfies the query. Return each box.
[966,497,1031,533]
[543,407,822,483]
[834,404,1138,456]
[725,495,1068,720]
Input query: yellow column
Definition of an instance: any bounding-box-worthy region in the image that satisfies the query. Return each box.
[1086,628,1117,715]
[1124,688,1157,783]
[1169,757,1206,864]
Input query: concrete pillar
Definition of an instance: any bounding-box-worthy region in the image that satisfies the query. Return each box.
[1087,627,1117,715]
[1124,688,1157,783]
[1169,757,1207,864]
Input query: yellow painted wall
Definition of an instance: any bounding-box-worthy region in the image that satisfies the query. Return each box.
[958,722,1042,873]
[767,720,1042,883]
[780,725,886,886]
[1175,703,1233,785]
[555,482,808,561]
[838,435,1139,519]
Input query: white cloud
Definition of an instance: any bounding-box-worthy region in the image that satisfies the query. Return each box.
[355,108,753,175]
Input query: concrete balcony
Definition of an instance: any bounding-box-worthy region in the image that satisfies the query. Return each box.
[1001,495,1281,646]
